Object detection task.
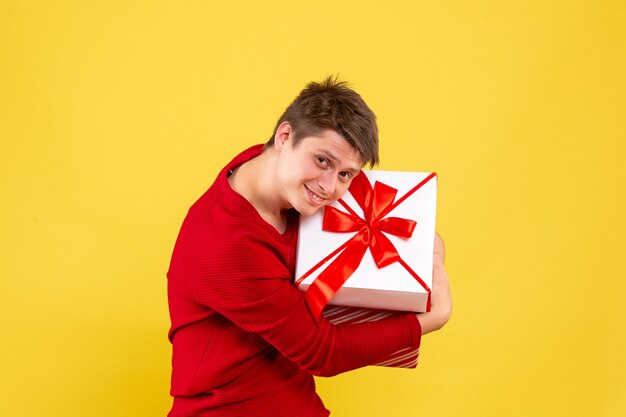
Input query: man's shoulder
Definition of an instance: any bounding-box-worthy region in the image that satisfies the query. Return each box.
[188,190,270,247]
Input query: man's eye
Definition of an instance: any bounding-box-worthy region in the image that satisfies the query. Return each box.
[317,157,328,166]
[339,172,352,181]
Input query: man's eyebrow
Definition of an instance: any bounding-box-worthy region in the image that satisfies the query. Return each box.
[317,149,360,173]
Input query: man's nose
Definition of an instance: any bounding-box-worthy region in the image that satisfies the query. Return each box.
[317,171,337,196]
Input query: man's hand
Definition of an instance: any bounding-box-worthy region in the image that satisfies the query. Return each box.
[417,233,452,335]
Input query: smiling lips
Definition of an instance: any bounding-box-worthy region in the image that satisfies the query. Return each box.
[304,185,326,206]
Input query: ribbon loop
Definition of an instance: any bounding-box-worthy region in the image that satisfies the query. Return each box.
[371,181,398,221]
[348,172,373,219]
[377,217,416,238]
[322,206,364,233]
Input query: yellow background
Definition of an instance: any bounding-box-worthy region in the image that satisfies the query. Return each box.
[1,1,624,416]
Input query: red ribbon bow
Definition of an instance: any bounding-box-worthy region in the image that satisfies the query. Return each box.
[296,171,436,318]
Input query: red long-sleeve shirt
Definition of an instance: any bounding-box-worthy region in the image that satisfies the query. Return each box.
[167,144,421,416]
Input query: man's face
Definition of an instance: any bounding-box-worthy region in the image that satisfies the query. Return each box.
[275,129,363,216]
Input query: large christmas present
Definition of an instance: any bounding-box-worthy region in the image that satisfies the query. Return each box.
[295,170,437,318]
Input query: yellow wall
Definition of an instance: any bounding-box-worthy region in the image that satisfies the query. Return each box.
[1,1,624,416]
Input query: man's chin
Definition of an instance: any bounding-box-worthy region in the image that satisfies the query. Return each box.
[294,202,324,217]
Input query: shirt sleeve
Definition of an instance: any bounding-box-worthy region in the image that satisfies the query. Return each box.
[194,223,421,377]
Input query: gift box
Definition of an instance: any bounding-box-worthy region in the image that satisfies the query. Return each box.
[323,305,420,368]
[295,170,437,318]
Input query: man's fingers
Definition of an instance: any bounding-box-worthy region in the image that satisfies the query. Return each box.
[433,253,443,273]
[432,253,449,287]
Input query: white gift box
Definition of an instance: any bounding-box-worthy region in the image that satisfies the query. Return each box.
[295,170,437,313]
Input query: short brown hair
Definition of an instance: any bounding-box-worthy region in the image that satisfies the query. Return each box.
[266,76,379,167]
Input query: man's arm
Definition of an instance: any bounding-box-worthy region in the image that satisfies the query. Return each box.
[417,232,452,335]
[194,227,421,377]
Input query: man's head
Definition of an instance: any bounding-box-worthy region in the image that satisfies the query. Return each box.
[265,76,379,168]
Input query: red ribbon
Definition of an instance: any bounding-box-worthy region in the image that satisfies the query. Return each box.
[296,171,437,318]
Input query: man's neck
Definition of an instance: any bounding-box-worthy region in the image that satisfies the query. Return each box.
[228,149,288,233]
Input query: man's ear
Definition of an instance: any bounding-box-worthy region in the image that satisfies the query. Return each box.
[274,121,292,151]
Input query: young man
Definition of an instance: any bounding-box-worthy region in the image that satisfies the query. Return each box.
[166,77,452,417]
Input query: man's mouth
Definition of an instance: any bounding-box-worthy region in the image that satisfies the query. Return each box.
[304,185,325,205]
